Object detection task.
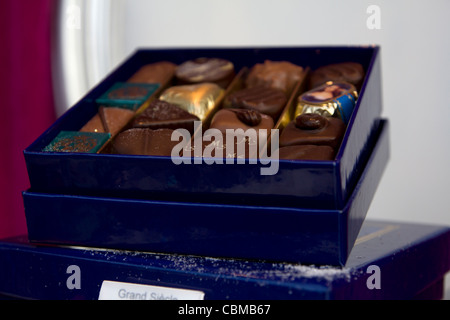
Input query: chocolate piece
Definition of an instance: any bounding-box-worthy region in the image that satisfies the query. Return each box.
[209,108,274,133]
[309,62,365,89]
[112,128,179,156]
[96,82,160,110]
[43,131,111,153]
[132,99,200,133]
[278,145,335,161]
[159,83,224,121]
[127,61,177,85]
[245,60,304,94]
[175,58,235,88]
[224,85,287,120]
[99,106,135,136]
[183,132,257,160]
[295,113,327,131]
[296,82,358,124]
[279,114,346,150]
[80,114,105,133]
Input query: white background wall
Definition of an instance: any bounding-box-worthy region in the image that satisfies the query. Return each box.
[109,0,450,227]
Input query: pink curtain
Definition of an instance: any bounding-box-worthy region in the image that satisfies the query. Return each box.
[0,0,56,239]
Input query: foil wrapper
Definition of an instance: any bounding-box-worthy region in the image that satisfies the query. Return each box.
[159,83,224,121]
[295,81,358,124]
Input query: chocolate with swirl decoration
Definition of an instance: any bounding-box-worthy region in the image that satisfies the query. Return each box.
[175,58,235,88]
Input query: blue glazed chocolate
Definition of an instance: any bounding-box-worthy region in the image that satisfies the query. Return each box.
[96,82,160,110]
[42,131,111,153]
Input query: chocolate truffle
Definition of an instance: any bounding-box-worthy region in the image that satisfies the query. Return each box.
[245,60,304,95]
[278,145,335,161]
[43,131,111,153]
[175,58,235,88]
[159,83,224,121]
[127,61,177,85]
[309,62,365,89]
[112,128,179,156]
[279,113,346,150]
[132,99,200,133]
[224,85,287,121]
[209,108,274,133]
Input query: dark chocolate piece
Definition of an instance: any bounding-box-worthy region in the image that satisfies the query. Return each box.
[309,62,364,89]
[278,145,335,161]
[279,114,346,150]
[175,58,235,88]
[112,128,179,156]
[224,85,287,120]
[209,108,274,133]
[127,61,177,85]
[132,100,200,133]
[245,60,304,94]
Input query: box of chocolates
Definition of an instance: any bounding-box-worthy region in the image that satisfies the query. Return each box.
[24,46,383,209]
[23,46,388,265]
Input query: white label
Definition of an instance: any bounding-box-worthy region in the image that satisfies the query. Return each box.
[98,280,205,300]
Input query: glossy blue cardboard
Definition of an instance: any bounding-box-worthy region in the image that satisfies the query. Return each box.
[23,120,389,266]
[24,46,383,210]
[0,219,449,300]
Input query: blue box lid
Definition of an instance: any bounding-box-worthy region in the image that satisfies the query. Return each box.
[0,220,448,300]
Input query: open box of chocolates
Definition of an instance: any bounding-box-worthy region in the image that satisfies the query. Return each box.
[23,46,389,266]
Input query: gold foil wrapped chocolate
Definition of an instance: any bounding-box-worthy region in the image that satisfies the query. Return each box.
[295,81,358,124]
[159,83,224,121]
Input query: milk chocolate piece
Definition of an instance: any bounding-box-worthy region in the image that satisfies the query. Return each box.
[99,106,135,136]
[279,145,335,161]
[80,114,105,133]
[132,99,200,133]
[43,131,111,153]
[175,58,235,88]
[184,132,257,160]
[209,108,274,133]
[127,61,177,85]
[159,83,224,121]
[309,62,364,89]
[245,60,304,94]
[112,128,178,156]
[224,85,287,120]
[296,82,358,124]
[279,114,346,150]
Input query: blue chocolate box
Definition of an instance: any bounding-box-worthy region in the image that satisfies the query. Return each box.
[22,46,388,266]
